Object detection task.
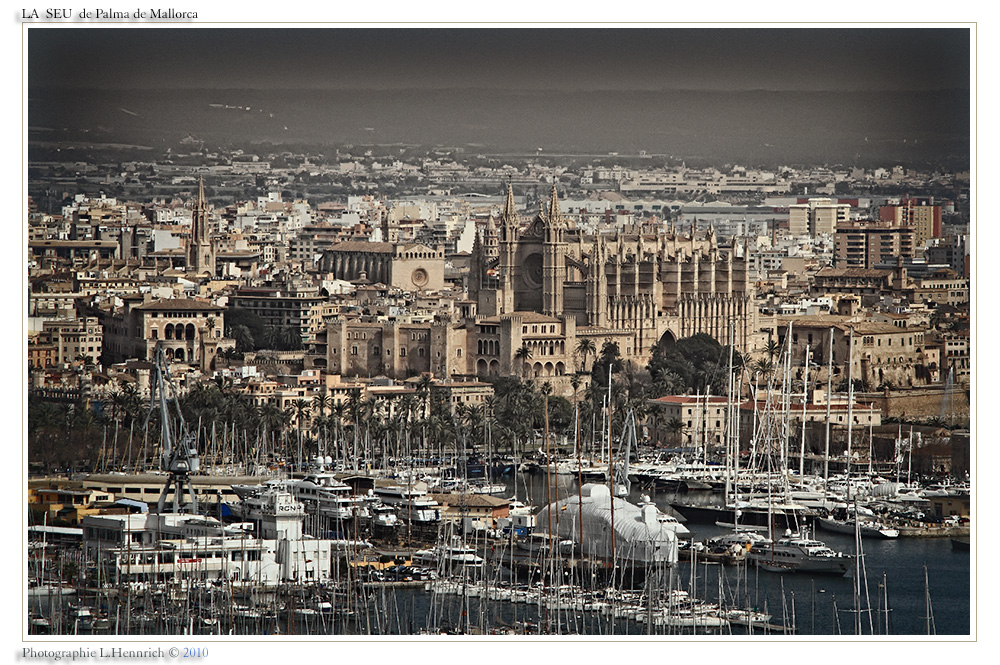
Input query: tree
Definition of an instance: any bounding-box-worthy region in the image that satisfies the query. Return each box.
[514,344,533,380]
[666,417,688,447]
[764,338,781,362]
[592,341,622,388]
[225,308,267,350]
[575,338,596,373]
[279,325,303,351]
[292,398,311,443]
[647,333,738,396]
[313,393,332,420]
[230,324,255,353]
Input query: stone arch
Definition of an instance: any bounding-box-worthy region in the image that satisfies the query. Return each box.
[165,323,175,340]
[656,329,678,351]
[556,361,565,376]
[544,362,554,376]
[477,358,488,375]
[185,323,196,340]
[174,347,185,361]
[489,359,500,375]
[532,362,543,378]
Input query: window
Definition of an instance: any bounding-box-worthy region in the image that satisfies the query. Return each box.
[400,348,406,357]
[351,346,357,355]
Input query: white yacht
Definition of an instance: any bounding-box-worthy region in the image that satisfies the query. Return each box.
[415,538,484,567]
[282,472,371,522]
[373,485,442,523]
[747,529,851,575]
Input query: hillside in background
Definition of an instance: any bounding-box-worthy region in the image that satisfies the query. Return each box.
[28,87,970,169]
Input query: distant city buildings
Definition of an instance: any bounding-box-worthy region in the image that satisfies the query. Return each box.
[26,147,971,429]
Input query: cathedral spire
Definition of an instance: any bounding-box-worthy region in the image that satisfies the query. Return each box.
[501,183,518,225]
[546,185,562,222]
[499,183,519,244]
[197,175,206,209]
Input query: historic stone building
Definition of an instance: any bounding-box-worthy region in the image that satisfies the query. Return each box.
[467,186,755,380]
[318,242,445,292]
[98,296,230,371]
[320,186,756,393]
[187,177,216,276]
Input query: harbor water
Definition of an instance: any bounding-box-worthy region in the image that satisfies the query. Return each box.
[512,473,971,636]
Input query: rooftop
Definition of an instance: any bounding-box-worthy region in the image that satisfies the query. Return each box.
[133,298,222,312]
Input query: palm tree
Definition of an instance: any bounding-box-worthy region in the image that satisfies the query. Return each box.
[751,358,774,379]
[230,324,255,353]
[576,338,596,373]
[279,325,303,351]
[313,393,332,420]
[569,372,582,406]
[415,375,433,420]
[292,398,311,441]
[515,344,533,380]
[666,417,687,447]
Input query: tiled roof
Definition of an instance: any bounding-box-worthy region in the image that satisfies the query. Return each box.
[133,298,222,311]
[326,241,395,254]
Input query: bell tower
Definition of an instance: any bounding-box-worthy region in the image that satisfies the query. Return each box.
[498,183,519,314]
[188,176,216,276]
[542,186,567,316]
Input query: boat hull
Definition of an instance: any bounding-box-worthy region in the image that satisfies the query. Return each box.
[816,518,899,539]
[672,503,811,530]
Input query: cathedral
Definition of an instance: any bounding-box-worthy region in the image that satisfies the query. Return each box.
[464,185,756,385]
[320,185,756,394]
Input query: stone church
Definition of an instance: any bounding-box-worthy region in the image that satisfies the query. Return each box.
[462,185,756,386]
[318,185,756,394]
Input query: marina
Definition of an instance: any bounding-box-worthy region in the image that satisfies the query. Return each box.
[26,468,971,636]
[25,349,972,637]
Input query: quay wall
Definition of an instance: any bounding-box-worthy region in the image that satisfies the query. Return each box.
[857,386,970,426]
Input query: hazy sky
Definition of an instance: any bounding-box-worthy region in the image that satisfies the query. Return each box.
[29,27,970,92]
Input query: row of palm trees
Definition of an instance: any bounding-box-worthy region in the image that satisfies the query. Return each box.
[31,328,755,473]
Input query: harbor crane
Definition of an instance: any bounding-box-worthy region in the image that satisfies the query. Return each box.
[145,345,201,514]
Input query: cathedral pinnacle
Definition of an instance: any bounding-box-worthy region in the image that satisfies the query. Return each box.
[547,185,562,222]
[501,183,518,226]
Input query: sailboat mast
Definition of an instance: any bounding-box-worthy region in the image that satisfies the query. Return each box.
[824,327,834,489]
[724,320,735,506]
[846,327,855,503]
[800,344,810,479]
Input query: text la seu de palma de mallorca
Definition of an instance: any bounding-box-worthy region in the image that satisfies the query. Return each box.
[22,9,197,19]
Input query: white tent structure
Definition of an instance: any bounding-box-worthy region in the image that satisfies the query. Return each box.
[535,484,678,565]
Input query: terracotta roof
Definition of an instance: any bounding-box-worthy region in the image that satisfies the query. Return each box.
[326,241,395,254]
[133,298,222,311]
[649,395,729,405]
[505,311,561,323]
[815,267,892,278]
